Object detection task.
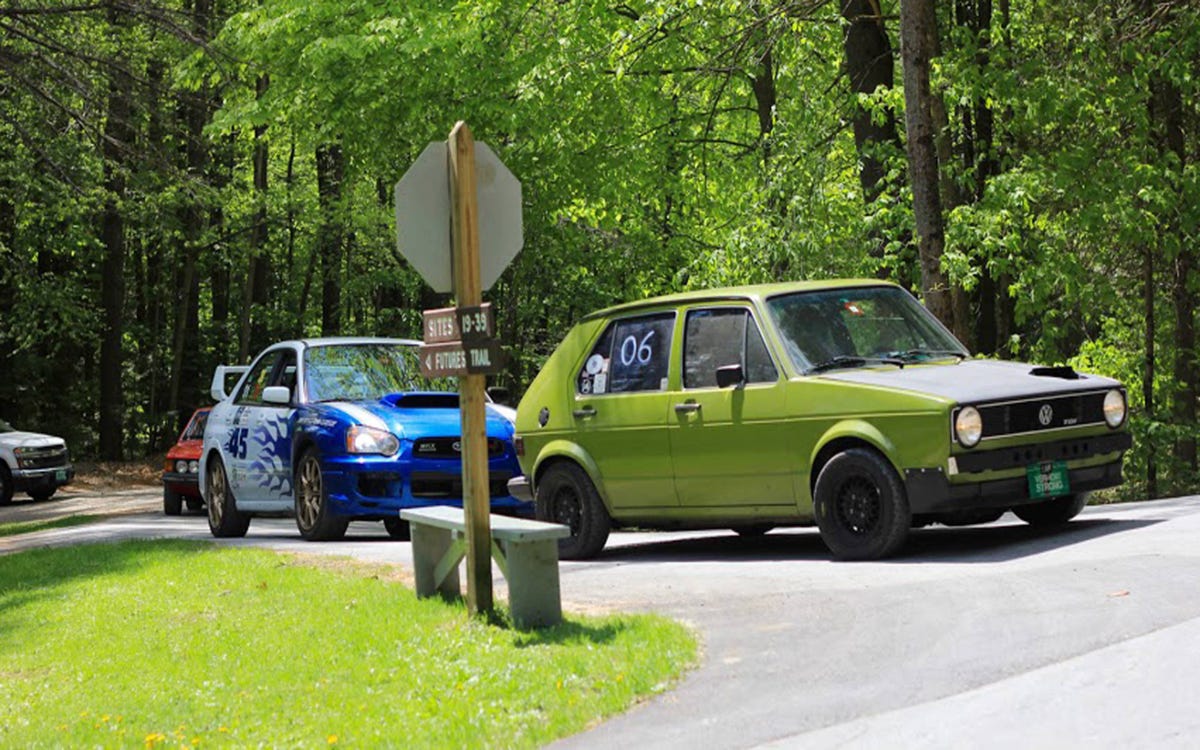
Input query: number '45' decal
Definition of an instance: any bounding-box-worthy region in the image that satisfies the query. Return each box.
[224,427,249,459]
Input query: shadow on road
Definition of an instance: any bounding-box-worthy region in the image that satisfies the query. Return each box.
[589,517,1160,565]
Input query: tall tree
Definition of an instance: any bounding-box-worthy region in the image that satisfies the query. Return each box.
[899,0,953,327]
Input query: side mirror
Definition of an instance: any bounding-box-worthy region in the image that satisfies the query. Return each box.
[486,386,511,406]
[715,364,745,389]
[263,386,292,406]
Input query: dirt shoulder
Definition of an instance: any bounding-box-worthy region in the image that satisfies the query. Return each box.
[1,459,165,525]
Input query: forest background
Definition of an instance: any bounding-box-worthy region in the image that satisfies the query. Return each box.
[1,0,1197,500]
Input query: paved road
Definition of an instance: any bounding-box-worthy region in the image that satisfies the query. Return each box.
[4,492,1200,748]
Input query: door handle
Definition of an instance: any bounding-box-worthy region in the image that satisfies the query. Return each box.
[674,402,701,414]
[573,406,597,418]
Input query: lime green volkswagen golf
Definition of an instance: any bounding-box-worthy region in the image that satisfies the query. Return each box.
[508,280,1131,560]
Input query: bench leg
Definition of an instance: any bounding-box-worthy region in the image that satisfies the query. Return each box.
[501,539,563,629]
[411,523,463,599]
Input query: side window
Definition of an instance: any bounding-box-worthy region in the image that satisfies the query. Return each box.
[271,351,298,405]
[577,313,675,394]
[684,308,777,388]
[744,316,778,383]
[235,352,282,405]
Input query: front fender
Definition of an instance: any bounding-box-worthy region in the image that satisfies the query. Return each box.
[531,440,610,510]
[811,419,902,475]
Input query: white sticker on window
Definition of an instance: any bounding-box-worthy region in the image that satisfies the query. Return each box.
[660,377,668,390]
[586,354,605,375]
[593,373,607,394]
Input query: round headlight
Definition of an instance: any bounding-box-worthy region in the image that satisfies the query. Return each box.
[175,459,189,473]
[188,460,199,473]
[955,406,983,447]
[1103,389,1127,428]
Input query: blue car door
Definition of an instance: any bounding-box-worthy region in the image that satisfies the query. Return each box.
[224,348,295,510]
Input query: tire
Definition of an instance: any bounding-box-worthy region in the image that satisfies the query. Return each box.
[732,524,774,537]
[383,517,410,541]
[206,455,251,538]
[1012,492,1089,527]
[29,487,56,502]
[163,486,183,516]
[813,448,911,560]
[185,497,204,512]
[0,463,13,506]
[294,448,348,541]
[535,462,610,560]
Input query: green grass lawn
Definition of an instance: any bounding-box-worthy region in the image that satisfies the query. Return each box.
[0,540,697,748]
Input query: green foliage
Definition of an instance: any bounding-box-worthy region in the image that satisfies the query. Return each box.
[1,0,1198,493]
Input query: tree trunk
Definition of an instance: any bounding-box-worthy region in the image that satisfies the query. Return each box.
[841,0,900,207]
[98,2,133,460]
[899,0,953,326]
[316,143,345,336]
[239,74,272,360]
[1149,75,1195,477]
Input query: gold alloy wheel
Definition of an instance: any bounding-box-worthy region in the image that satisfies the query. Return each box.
[207,462,225,527]
[296,454,322,531]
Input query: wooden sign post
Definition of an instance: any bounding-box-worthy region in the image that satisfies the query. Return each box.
[448,121,493,614]
[394,121,523,618]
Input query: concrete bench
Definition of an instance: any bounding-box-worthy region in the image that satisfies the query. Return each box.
[399,506,570,629]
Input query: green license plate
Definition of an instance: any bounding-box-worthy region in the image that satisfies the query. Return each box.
[55,470,66,482]
[1027,460,1069,499]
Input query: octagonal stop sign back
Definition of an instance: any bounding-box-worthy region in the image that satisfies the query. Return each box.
[393,141,523,293]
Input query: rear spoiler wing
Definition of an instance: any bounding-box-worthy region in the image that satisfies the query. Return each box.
[210,365,249,402]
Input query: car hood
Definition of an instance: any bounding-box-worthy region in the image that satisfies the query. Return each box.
[317,392,515,441]
[820,359,1122,404]
[0,431,66,450]
[166,439,203,460]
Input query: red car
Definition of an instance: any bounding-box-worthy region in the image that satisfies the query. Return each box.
[162,407,210,515]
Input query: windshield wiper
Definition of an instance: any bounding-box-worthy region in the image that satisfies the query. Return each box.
[888,348,967,362]
[808,355,905,374]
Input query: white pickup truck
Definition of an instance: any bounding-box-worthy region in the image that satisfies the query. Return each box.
[0,418,74,504]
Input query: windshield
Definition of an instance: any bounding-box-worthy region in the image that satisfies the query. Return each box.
[766,286,968,373]
[304,343,454,402]
[182,410,210,440]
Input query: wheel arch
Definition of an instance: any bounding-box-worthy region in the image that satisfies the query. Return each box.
[530,440,611,511]
[809,420,902,496]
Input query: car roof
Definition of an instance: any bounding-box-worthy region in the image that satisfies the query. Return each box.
[581,279,900,321]
[263,337,423,349]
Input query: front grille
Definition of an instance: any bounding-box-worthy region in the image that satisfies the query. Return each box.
[17,446,69,470]
[410,471,513,499]
[955,432,1132,473]
[968,391,1109,440]
[411,437,507,460]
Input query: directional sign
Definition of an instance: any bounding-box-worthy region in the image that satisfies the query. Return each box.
[419,340,506,378]
[423,303,493,344]
[394,142,523,293]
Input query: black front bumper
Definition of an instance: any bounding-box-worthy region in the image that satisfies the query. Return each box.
[12,465,75,491]
[906,459,1125,514]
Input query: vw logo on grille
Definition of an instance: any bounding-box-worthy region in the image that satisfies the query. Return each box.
[1038,404,1054,427]
[452,440,462,453]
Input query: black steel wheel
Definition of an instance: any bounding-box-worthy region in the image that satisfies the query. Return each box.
[294,448,348,541]
[1013,493,1089,527]
[163,486,183,516]
[535,462,610,560]
[206,455,250,538]
[814,448,910,560]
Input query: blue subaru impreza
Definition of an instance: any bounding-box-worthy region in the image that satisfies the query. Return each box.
[198,337,528,540]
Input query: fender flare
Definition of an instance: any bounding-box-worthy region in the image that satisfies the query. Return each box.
[530,440,611,511]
